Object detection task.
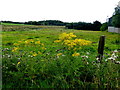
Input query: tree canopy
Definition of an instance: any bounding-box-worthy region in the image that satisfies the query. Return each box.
[112,2,120,28]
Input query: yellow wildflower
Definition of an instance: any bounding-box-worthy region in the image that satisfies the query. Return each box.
[25,39,34,44]
[38,51,42,54]
[41,43,44,46]
[64,40,76,48]
[58,32,77,43]
[13,43,19,46]
[29,39,34,42]
[32,52,37,56]
[73,48,77,51]
[17,62,20,65]
[25,40,29,44]
[57,53,62,56]
[12,47,19,52]
[35,41,41,44]
[18,41,22,43]
[73,39,92,46]
[59,33,76,40]
[54,40,61,43]
[69,33,77,38]
[42,47,46,50]
[72,52,80,56]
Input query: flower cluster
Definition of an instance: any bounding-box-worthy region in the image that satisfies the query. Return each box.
[55,33,91,47]
[13,39,44,46]
[12,47,19,52]
[105,50,120,64]
[58,32,76,40]
[12,38,46,57]
[54,32,92,57]
[64,39,91,48]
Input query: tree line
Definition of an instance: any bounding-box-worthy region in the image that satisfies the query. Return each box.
[1,20,102,31]
[1,20,65,26]
[66,21,102,31]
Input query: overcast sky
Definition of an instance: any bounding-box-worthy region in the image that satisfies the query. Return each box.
[0,0,119,23]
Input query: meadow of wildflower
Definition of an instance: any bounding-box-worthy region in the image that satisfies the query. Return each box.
[2,25,120,88]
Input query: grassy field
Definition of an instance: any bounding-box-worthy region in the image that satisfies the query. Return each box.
[2,25,120,88]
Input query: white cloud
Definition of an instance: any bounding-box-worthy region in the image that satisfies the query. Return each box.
[0,0,119,23]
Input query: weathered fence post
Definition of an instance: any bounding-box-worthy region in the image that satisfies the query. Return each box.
[98,35,105,62]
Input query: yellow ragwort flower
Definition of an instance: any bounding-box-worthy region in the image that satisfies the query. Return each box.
[25,40,29,44]
[32,53,37,56]
[73,39,92,46]
[72,52,80,56]
[64,40,76,48]
[54,40,61,43]
[69,33,77,38]
[12,47,19,52]
[73,48,77,51]
[13,43,19,46]
[18,41,22,43]
[42,47,46,50]
[17,62,20,65]
[35,41,41,44]
[41,43,44,46]
[59,33,76,40]
[38,51,42,54]
[25,39,34,44]
[57,53,62,56]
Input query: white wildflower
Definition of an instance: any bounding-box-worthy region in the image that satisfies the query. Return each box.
[7,55,11,58]
[115,61,120,64]
[62,54,65,56]
[113,50,118,53]
[18,58,20,60]
[81,55,88,58]
[108,57,115,61]
[111,53,115,57]
[28,55,33,57]
[105,59,108,62]
[96,57,99,61]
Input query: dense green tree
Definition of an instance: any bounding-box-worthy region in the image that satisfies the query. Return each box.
[100,22,108,31]
[112,14,120,28]
[93,21,102,31]
[65,21,98,30]
[111,2,120,28]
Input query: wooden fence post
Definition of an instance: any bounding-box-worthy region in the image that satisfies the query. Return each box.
[98,35,105,62]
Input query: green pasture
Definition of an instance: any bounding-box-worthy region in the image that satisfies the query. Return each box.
[2,25,120,88]
[2,25,119,51]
